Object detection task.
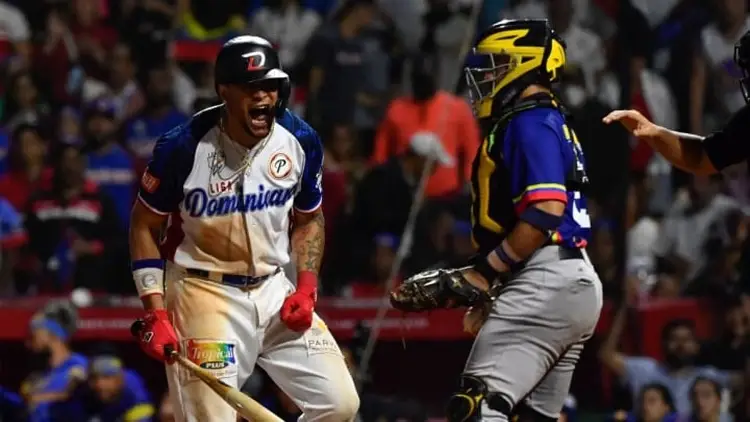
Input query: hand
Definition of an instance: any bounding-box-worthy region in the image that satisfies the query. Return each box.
[602,109,662,140]
[135,309,179,363]
[461,268,490,292]
[280,290,315,332]
[463,302,491,336]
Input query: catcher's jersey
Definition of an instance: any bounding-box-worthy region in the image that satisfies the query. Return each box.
[137,105,323,276]
[470,97,591,253]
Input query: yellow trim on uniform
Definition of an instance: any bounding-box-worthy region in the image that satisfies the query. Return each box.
[511,183,567,203]
[476,139,503,234]
[124,403,155,421]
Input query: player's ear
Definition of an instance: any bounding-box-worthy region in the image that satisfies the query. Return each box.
[217,84,229,104]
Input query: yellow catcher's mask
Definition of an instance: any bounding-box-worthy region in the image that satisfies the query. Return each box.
[464,19,567,119]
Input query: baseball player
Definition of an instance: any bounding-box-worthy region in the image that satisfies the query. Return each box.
[604,30,750,175]
[390,19,603,421]
[129,36,359,422]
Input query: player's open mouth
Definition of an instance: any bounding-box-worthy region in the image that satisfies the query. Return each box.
[248,105,272,129]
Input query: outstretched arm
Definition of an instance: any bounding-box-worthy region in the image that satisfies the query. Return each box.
[603,109,718,175]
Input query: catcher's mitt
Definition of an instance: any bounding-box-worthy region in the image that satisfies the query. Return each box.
[390,267,492,312]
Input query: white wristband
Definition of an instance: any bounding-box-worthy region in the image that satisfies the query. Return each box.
[133,267,165,297]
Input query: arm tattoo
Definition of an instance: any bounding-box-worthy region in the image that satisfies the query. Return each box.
[291,210,325,273]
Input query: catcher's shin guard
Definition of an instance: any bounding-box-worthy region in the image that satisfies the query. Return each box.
[446,375,514,422]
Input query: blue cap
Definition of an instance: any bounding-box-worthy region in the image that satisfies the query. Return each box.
[30,317,69,341]
[90,356,123,377]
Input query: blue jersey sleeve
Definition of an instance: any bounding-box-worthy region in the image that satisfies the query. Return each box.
[278,110,324,212]
[506,112,569,213]
[137,125,198,215]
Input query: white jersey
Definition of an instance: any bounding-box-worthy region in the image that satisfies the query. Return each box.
[137,106,323,276]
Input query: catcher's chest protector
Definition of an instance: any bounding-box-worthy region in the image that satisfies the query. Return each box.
[469,95,587,254]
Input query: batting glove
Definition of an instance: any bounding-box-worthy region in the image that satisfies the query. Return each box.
[136,309,179,363]
[280,271,317,332]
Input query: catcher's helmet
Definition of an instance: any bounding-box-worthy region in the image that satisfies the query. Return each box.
[214,35,291,117]
[735,30,750,104]
[464,19,566,119]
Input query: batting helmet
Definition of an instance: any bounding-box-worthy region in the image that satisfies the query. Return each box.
[214,35,291,117]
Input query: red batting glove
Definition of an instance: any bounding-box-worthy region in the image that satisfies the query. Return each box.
[137,309,179,363]
[280,271,317,332]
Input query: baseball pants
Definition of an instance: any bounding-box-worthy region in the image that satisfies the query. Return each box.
[464,246,603,421]
[163,263,359,422]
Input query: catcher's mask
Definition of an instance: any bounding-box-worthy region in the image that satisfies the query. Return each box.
[465,19,566,119]
[735,29,750,104]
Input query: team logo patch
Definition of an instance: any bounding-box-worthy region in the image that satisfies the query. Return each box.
[141,168,160,193]
[184,339,238,381]
[268,152,292,180]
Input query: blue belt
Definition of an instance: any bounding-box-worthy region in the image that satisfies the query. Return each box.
[185,267,280,288]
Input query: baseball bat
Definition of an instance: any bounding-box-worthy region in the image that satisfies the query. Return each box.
[131,320,283,422]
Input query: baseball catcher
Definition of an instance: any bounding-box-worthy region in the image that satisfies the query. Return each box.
[391,19,603,422]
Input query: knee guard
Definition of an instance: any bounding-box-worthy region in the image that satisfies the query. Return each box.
[446,375,513,422]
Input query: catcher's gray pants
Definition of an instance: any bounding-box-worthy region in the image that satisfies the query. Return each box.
[464,246,603,421]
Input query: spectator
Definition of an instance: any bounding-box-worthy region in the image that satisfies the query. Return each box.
[306,0,377,131]
[248,0,322,70]
[419,0,474,91]
[613,383,678,422]
[83,42,145,122]
[33,6,80,106]
[124,62,189,163]
[347,133,454,277]
[24,144,120,292]
[60,355,155,422]
[342,233,400,298]
[690,0,749,134]
[371,53,479,198]
[2,71,51,131]
[116,0,180,66]
[83,99,136,228]
[0,197,26,296]
[600,307,731,415]
[699,298,748,372]
[590,219,619,290]
[0,123,48,211]
[0,0,32,72]
[22,302,87,422]
[58,106,82,146]
[70,0,119,81]
[626,173,660,288]
[683,377,732,422]
[654,175,739,286]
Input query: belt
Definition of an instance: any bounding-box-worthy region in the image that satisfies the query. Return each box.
[558,247,584,260]
[185,267,280,288]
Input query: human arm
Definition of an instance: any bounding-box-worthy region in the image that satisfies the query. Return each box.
[602,109,718,175]
[689,49,708,134]
[597,302,630,377]
[282,125,326,331]
[464,118,572,290]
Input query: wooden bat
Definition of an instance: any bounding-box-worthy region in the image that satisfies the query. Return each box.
[132,320,282,422]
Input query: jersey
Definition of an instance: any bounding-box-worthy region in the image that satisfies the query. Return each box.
[470,98,591,253]
[23,353,87,422]
[60,369,154,422]
[703,104,750,171]
[137,106,324,276]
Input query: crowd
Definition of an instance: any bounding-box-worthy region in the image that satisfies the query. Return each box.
[0,0,748,420]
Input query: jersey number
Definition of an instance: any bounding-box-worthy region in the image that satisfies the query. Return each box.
[572,191,591,228]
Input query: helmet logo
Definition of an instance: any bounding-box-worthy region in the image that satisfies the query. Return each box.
[243,52,267,71]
